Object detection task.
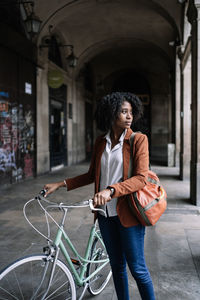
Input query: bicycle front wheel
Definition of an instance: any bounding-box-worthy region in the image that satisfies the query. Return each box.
[87,231,112,295]
[0,254,76,300]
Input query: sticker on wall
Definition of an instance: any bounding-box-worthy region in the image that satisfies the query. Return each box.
[0,101,9,112]
[25,82,32,95]
[0,91,9,98]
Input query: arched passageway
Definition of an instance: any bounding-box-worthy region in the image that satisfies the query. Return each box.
[34,0,181,172]
[80,42,172,165]
[1,0,200,206]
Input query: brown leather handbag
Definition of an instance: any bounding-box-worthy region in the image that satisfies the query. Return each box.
[127,133,167,226]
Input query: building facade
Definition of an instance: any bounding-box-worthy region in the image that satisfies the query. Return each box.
[0,3,37,184]
[0,0,200,206]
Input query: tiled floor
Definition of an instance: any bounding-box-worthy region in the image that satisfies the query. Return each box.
[0,163,200,299]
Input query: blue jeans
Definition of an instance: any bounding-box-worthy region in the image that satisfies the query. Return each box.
[98,214,155,300]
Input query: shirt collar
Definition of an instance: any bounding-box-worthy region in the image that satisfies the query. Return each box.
[105,129,127,144]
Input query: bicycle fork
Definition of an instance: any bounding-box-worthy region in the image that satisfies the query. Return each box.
[30,245,60,300]
[34,211,67,300]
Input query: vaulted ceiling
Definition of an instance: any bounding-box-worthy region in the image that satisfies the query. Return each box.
[35,0,183,73]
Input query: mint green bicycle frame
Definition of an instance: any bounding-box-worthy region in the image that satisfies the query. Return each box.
[0,197,111,300]
[52,213,109,287]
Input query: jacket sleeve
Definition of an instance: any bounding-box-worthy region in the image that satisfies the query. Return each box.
[109,134,149,198]
[65,137,100,191]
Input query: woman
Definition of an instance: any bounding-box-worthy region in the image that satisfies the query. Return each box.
[44,92,156,300]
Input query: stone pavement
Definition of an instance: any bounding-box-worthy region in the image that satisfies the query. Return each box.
[0,163,200,300]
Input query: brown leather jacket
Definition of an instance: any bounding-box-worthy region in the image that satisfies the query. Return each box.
[66,128,149,227]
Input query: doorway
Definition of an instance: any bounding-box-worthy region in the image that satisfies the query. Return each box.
[49,85,67,169]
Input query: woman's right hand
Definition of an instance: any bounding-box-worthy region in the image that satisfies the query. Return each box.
[43,181,64,197]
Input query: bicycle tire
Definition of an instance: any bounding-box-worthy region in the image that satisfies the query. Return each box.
[0,254,76,300]
[87,232,112,295]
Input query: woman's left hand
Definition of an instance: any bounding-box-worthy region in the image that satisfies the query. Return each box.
[93,189,112,206]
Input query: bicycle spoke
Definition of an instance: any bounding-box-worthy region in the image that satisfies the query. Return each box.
[1,279,17,300]
[1,271,22,300]
[14,269,25,300]
[36,263,71,299]
[30,260,50,300]
[45,281,71,299]
[87,234,112,295]
[0,287,19,300]
[0,255,76,300]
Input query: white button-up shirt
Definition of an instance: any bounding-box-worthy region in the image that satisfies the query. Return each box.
[99,130,127,216]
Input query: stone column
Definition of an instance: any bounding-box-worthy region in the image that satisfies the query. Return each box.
[183,55,192,180]
[179,49,184,180]
[179,55,192,180]
[36,54,50,175]
[187,0,200,206]
[175,54,181,168]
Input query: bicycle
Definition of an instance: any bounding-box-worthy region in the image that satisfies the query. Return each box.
[0,190,112,300]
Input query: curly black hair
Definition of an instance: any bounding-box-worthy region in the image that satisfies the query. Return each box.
[94,92,143,132]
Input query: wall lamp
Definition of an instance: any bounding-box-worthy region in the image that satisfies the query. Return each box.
[0,1,42,37]
[23,1,42,37]
[40,40,78,68]
[65,45,78,68]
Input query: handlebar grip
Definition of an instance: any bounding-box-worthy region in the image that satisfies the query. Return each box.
[40,189,47,197]
[88,199,107,217]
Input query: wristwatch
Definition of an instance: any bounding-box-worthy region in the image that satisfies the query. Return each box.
[107,186,115,196]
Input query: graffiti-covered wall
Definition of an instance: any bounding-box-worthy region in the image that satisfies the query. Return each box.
[0,46,36,185]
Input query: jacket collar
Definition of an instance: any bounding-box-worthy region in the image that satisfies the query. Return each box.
[124,128,133,140]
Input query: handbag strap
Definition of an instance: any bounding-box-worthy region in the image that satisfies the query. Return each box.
[128,132,137,178]
[128,132,154,182]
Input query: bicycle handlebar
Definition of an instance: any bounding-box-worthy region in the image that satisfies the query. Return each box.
[38,189,107,217]
[23,191,107,242]
[83,199,107,217]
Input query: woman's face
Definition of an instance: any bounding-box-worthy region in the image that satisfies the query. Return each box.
[113,101,133,131]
